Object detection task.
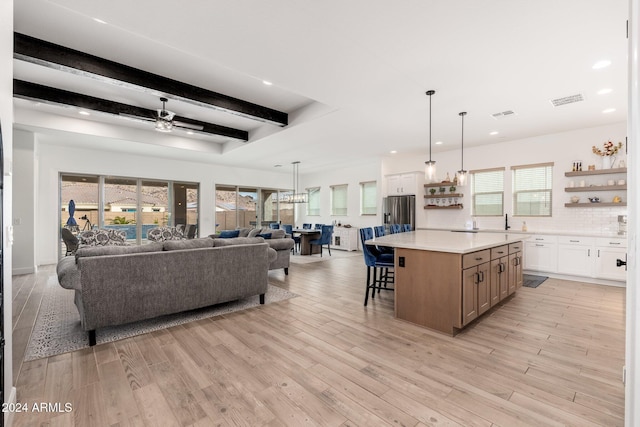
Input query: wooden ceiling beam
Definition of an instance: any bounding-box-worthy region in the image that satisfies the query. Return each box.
[14,79,249,142]
[14,32,288,126]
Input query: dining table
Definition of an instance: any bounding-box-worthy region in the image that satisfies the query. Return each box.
[293,228,322,255]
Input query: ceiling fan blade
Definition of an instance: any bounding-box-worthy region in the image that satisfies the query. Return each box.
[173,120,204,131]
[119,112,156,122]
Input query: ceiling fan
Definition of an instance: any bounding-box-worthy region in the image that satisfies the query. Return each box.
[152,97,203,133]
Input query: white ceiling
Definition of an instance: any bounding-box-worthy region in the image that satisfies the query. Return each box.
[13,0,629,173]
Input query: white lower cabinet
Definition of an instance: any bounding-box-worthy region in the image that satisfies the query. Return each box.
[524,235,558,273]
[544,235,626,282]
[594,238,627,281]
[557,236,594,277]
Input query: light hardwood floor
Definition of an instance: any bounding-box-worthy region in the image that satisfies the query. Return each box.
[11,254,625,426]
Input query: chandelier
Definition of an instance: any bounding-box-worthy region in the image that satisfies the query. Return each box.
[282,161,308,203]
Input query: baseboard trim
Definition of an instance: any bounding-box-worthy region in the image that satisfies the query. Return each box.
[12,266,37,275]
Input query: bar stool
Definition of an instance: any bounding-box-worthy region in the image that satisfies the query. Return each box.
[359,227,394,306]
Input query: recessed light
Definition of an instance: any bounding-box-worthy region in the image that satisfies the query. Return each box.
[390,150,397,154]
[602,108,616,114]
[93,18,107,24]
[597,88,613,95]
[489,131,499,135]
[435,141,443,145]
[78,111,90,116]
[262,80,273,86]
[186,131,194,135]
[592,60,611,69]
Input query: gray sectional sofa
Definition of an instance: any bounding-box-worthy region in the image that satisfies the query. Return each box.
[212,227,295,275]
[57,237,276,345]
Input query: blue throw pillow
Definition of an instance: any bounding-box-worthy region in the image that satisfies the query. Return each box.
[257,233,272,239]
[219,230,240,238]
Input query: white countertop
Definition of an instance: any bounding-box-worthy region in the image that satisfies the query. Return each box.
[424,227,626,239]
[365,230,526,254]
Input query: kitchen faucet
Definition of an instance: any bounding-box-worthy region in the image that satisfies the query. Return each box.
[505,213,510,231]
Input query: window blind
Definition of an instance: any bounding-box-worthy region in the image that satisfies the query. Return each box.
[331,184,348,215]
[307,187,320,216]
[512,163,553,216]
[471,168,504,216]
[360,181,377,215]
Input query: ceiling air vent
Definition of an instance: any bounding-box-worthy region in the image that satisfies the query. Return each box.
[491,110,516,120]
[550,93,584,107]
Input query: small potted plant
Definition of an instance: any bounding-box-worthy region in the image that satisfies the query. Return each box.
[449,185,456,193]
[439,187,445,195]
[429,188,436,196]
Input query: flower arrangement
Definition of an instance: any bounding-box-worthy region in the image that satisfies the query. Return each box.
[592,140,623,156]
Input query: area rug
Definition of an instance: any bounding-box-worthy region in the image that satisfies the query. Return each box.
[523,274,548,288]
[25,276,298,361]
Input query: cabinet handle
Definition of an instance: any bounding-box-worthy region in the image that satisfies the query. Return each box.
[479,271,485,282]
[609,242,621,245]
[475,257,483,261]
[498,263,505,273]
[535,244,544,247]
[535,238,544,240]
[588,249,590,257]
[598,249,600,257]
[474,272,480,284]
[515,257,521,266]
[569,240,579,243]
[497,251,504,254]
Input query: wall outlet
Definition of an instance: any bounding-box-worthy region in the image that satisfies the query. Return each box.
[399,256,405,267]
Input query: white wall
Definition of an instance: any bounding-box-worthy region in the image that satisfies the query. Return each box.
[23,136,293,266]
[383,122,628,235]
[13,130,36,274]
[626,1,639,425]
[296,158,382,230]
[2,0,14,415]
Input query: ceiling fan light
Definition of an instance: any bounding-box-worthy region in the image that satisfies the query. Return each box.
[155,118,173,132]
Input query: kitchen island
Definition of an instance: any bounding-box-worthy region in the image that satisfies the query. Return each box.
[366,230,525,335]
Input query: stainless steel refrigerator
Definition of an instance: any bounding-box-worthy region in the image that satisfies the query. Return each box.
[382,195,415,231]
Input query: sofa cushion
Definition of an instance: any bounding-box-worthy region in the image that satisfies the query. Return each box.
[78,229,128,247]
[267,238,295,251]
[219,229,240,238]
[247,228,262,238]
[163,238,214,251]
[147,226,184,242]
[268,229,286,239]
[236,228,251,237]
[76,242,163,262]
[212,236,265,247]
[256,233,272,239]
[57,256,81,290]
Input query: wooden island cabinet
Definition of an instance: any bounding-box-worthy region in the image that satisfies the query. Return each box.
[367,230,524,335]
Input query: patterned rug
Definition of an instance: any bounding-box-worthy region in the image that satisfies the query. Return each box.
[25,276,298,361]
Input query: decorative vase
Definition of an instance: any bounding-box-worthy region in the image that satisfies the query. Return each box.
[602,156,613,169]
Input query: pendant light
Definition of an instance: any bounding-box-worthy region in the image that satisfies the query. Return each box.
[424,90,437,182]
[456,111,468,186]
[285,161,308,203]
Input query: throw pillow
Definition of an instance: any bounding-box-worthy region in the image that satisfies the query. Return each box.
[219,230,240,238]
[257,233,272,239]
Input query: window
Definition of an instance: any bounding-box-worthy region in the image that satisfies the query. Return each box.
[307,187,321,216]
[360,181,377,215]
[471,168,504,216]
[512,162,553,216]
[331,184,348,216]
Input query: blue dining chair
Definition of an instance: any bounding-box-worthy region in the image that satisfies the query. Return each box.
[269,223,280,229]
[282,224,300,253]
[310,225,333,256]
[390,224,402,234]
[314,224,323,230]
[403,224,412,232]
[359,227,394,306]
[302,223,312,229]
[374,225,393,255]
